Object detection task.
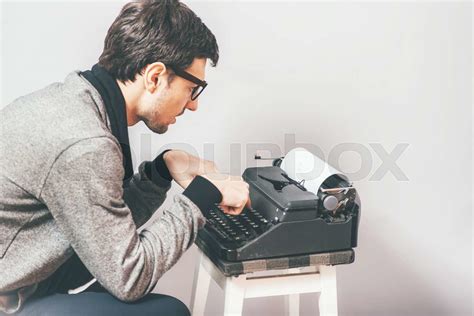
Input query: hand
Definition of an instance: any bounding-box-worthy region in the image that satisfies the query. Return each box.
[164,150,218,189]
[201,173,251,216]
[163,150,251,215]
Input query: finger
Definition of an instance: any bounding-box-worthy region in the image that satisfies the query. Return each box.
[218,205,231,214]
[219,205,239,215]
[227,208,239,215]
[220,205,241,216]
[233,201,245,215]
[230,208,243,215]
[245,195,252,210]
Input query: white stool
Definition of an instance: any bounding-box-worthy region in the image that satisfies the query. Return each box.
[190,248,339,316]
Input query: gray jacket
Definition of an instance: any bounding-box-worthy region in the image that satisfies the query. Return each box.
[0,71,206,314]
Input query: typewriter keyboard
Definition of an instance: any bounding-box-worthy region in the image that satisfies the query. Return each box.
[205,207,271,244]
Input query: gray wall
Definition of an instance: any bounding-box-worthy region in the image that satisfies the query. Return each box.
[1,1,472,315]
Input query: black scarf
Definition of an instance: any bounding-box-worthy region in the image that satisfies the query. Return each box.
[80,64,134,181]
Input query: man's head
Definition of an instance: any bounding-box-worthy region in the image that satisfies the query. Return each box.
[98,0,219,133]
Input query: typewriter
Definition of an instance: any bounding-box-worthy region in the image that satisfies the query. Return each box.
[196,165,361,262]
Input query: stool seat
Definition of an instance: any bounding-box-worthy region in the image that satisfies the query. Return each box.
[190,241,354,316]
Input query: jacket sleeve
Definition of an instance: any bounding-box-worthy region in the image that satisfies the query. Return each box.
[39,136,207,302]
[122,161,172,228]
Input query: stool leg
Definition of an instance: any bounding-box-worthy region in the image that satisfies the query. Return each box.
[318,265,338,316]
[223,275,246,316]
[284,294,300,316]
[190,252,211,316]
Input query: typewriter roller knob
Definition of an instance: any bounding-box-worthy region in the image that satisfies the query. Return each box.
[272,158,283,167]
[322,194,339,211]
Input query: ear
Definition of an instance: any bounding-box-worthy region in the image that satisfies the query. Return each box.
[142,62,168,93]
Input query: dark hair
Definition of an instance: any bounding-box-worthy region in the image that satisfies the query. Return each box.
[98,0,219,82]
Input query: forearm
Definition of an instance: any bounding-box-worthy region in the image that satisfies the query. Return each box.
[164,150,218,189]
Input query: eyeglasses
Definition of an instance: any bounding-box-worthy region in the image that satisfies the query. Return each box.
[168,65,208,101]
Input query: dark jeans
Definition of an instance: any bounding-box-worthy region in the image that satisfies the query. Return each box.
[16,292,190,316]
[14,255,190,316]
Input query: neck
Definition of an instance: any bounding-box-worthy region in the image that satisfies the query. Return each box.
[117,79,140,126]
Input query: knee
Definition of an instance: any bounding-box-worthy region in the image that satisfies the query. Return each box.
[145,294,190,316]
[168,296,190,316]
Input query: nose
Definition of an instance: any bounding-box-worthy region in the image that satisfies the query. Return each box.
[186,99,198,112]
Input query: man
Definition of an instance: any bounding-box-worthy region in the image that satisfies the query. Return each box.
[0,0,250,314]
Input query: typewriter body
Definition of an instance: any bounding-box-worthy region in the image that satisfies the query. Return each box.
[196,166,361,262]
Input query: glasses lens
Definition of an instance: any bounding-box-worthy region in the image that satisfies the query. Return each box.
[191,85,205,100]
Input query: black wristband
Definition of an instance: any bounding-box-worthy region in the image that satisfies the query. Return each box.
[183,175,222,215]
[153,149,173,181]
[143,149,173,187]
